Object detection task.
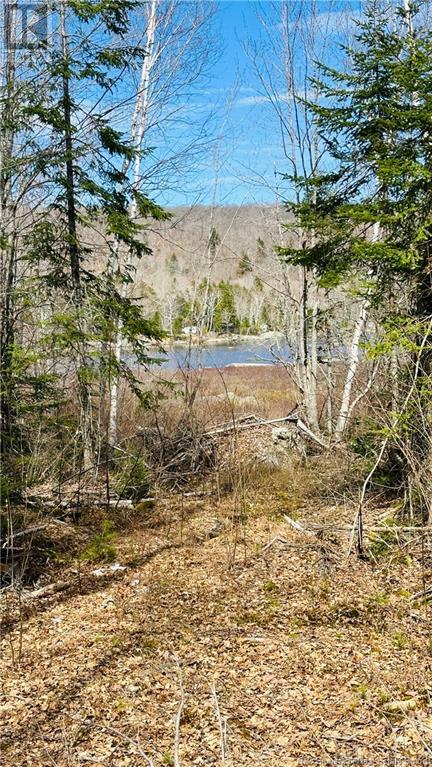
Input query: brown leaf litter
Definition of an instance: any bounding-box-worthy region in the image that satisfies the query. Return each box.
[1,479,431,766]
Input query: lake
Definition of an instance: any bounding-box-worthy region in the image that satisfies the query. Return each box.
[151,337,293,369]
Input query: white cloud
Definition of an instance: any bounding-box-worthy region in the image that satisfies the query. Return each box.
[235,95,272,107]
[234,89,317,109]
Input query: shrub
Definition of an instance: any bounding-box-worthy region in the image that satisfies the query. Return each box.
[80,520,117,564]
[114,452,151,500]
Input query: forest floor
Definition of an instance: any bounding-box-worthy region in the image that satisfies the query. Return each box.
[1,458,432,767]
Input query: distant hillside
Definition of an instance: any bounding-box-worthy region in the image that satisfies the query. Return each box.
[139,203,286,287]
[126,204,299,333]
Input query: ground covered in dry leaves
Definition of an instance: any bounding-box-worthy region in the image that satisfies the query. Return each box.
[1,460,432,766]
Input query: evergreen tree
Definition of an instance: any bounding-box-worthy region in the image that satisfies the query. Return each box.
[238,251,253,276]
[214,282,239,333]
[256,237,266,260]
[208,227,220,259]
[172,295,193,336]
[0,1,167,485]
[34,1,167,465]
[280,0,432,514]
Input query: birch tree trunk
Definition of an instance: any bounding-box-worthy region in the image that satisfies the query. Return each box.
[107,0,215,446]
[333,220,381,441]
[324,306,334,436]
[198,206,217,337]
[0,1,18,453]
[334,298,369,442]
[108,0,158,447]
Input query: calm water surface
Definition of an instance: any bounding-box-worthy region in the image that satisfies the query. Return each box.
[152,338,293,369]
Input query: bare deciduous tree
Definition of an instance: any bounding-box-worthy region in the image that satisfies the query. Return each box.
[108,0,218,446]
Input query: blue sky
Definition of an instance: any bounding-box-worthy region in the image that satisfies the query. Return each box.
[159,0,361,208]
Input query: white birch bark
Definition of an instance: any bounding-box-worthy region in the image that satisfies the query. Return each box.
[334,298,369,441]
[333,223,379,441]
[307,275,320,431]
[107,0,215,446]
[108,0,158,447]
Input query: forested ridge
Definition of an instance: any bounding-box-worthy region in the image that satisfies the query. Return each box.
[1,1,431,765]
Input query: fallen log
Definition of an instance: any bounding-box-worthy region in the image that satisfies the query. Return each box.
[19,496,155,513]
[27,580,71,599]
[283,514,315,536]
[205,413,328,448]
[2,519,72,548]
[265,515,430,558]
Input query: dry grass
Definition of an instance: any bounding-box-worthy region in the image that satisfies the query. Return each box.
[117,365,299,440]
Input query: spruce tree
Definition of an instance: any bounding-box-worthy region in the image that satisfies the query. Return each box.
[238,251,253,276]
[1,1,168,488]
[35,1,167,466]
[280,0,432,515]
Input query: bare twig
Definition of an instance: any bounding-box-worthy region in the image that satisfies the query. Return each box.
[173,656,184,767]
[410,585,432,602]
[211,683,228,764]
[347,321,432,559]
[97,724,155,767]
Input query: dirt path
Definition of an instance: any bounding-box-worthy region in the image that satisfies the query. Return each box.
[1,490,431,766]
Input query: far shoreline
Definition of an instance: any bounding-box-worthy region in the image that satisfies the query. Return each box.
[149,330,287,349]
